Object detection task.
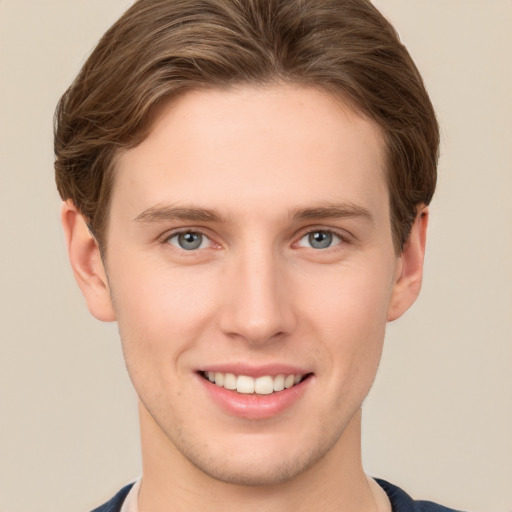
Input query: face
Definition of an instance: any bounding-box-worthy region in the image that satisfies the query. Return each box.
[79,85,421,485]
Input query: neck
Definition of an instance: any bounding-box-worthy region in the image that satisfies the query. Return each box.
[137,404,386,512]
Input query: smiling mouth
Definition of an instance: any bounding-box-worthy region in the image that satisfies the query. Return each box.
[200,371,311,395]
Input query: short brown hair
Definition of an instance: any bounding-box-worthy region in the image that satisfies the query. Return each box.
[54,0,439,252]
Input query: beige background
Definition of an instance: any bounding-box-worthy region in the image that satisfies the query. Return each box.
[0,1,511,511]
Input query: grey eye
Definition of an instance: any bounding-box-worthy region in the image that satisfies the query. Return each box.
[309,231,332,249]
[168,231,208,250]
[298,230,341,249]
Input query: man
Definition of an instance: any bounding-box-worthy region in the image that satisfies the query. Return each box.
[54,0,462,510]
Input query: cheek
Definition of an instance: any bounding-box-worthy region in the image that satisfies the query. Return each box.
[109,262,219,374]
[297,262,393,375]
[299,259,394,328]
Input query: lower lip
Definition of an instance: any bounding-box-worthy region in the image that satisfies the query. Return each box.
[198,374,312,419]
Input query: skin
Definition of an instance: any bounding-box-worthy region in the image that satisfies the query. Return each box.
[62,84,428,512]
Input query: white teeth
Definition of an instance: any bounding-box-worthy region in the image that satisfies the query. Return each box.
[284,375,295,389]
[236,375,255,394]
[223,373,237,390]
[204,371,306,395]
[214,372,224,387]
[254,376,274,395]
[273,374,285,392]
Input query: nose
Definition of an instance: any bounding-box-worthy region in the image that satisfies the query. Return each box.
[218,246,296,345]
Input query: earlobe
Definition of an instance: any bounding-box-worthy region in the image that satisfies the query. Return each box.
[387,206,429,322]
[61,201,116,322]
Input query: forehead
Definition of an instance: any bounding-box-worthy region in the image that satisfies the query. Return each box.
[113,84,388,221]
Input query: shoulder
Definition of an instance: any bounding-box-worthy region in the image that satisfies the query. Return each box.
[89,483,135,512]
[375,479,468,512]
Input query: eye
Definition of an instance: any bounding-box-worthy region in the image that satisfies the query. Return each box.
[297,230,343,249]
[166,231,211,251]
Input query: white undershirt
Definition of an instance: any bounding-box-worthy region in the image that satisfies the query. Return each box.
[120,479,141,512]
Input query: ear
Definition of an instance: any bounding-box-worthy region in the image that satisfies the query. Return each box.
[387,206,429,322]
[61,201,116,322]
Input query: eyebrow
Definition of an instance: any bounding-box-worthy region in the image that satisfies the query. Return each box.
[134,205,224,224]
[291,203,374,223]
[134,202,373,225]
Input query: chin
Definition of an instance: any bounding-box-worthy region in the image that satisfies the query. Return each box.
[173,426,342,487]
[185,450,317,487]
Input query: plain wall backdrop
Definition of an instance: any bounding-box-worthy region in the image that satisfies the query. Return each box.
[0,1,511,511]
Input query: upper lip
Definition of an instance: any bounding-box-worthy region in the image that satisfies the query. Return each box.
[197,363,311,378]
